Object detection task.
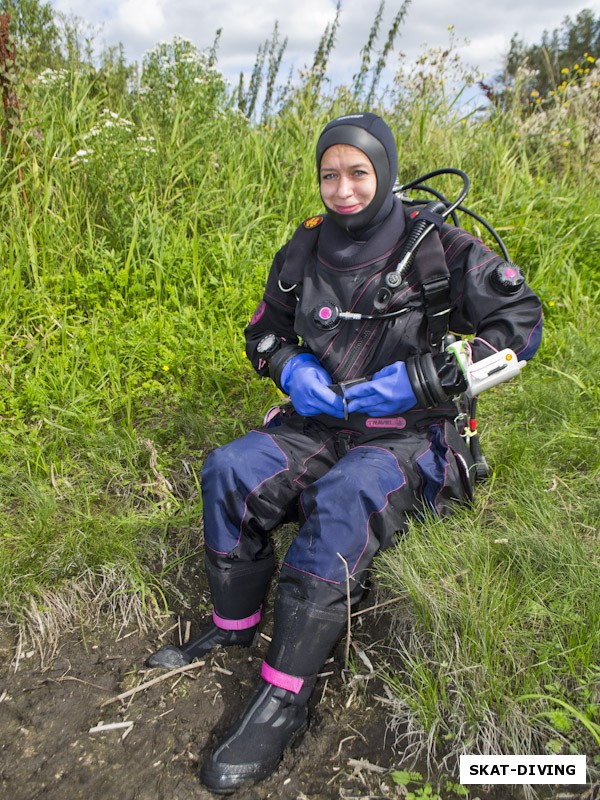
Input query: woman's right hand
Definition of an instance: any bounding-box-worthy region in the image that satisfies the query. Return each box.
[280,354,345,418]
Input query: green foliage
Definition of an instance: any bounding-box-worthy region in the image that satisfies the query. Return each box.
[233,22,288,123]
[363,0,411,106]
[501,8,600,97]
[0,0,62,73]
[0,3,598,790]
[391,770,469,799]
[375,292,599,769]
[138,35,229,135]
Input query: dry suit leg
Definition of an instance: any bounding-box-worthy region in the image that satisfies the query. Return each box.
[279,442,410,608]
[279,422,473,609]
[200,424,338,559]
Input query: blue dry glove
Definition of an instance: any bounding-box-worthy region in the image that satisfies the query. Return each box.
[344,361,417,416]
[280,354,345,418]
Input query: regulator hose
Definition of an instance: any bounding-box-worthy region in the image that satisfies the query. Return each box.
[387,168,471,289]
[394,168,510,261]
[385,199,447,288]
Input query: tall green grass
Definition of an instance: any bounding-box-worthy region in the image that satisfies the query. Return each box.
[0,20,598,791]
[374,78,600,775]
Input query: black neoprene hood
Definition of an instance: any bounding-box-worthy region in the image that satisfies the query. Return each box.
[316,112,398,232]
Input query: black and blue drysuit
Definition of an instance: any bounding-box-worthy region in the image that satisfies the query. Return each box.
[202,195,543,609]
[149,112,543,794]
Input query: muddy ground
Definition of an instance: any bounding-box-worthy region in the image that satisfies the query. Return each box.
[0,602,596,800]
[0,595,423,800]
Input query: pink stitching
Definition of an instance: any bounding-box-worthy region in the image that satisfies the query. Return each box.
[318,244,398,272]
[350,446,406,573]
[517,314,543,357]
[264,290,296,310]
[293,435,335,488]
[464,254,497,276]
[331,320,370,380]
[237,432,290,545]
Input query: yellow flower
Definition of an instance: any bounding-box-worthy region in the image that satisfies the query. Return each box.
[548,300,555,306]
[530,89,540,98]
[162,364,170,372]
[561,67,569,74]
[587,55,595,63]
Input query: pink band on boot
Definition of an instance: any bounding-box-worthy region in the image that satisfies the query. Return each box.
[212,608,261,631]
[261,661,304,694]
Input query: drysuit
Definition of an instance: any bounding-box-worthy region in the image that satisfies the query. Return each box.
[149,112,542,794]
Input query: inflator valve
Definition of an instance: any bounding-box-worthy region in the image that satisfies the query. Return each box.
[313,304,341,330]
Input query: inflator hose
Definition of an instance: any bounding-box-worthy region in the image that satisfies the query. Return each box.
[393,200,446,281]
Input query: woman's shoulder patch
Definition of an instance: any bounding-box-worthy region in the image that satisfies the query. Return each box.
[303,215,324,229]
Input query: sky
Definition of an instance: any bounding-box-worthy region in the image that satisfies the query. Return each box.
[48,0,599,89]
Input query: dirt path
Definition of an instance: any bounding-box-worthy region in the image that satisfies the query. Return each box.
[0,615,402,800]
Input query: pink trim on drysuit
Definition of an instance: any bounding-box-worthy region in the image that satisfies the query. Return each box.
[212,608,261,631]
[261,661,304,694]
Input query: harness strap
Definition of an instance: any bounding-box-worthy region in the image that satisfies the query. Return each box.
[422,274,452,351]
[278,216,323,289]
[402,207,452,351]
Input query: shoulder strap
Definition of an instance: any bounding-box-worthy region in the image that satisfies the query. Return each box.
[278,216,324,289]
[404,206,452,351]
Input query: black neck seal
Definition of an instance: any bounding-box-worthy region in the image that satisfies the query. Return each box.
[316,113,398,234]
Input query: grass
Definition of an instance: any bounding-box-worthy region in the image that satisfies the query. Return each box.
[375,268,599,776]
[1,17,599,797]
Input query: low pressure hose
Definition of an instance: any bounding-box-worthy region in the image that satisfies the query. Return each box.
[384,200,447,291]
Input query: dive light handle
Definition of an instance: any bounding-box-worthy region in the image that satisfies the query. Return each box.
[448,341,527,396]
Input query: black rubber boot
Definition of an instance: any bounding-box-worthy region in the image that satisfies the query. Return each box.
[146,622,259,669]
[199,592,347,794]
[199,676,314,794]
[147,551,274,670]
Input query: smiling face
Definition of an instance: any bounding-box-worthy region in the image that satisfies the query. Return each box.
[319,144,377,218]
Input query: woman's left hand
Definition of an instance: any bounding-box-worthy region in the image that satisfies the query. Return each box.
[344,361,417,416]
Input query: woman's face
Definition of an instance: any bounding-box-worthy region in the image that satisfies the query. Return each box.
[319,144,377,218]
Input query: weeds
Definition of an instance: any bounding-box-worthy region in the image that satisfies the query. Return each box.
[0,6,598,795]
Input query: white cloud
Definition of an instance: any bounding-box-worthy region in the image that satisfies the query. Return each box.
[115,0,166,39]
[118,0,163,34]
[49,0,600,83]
